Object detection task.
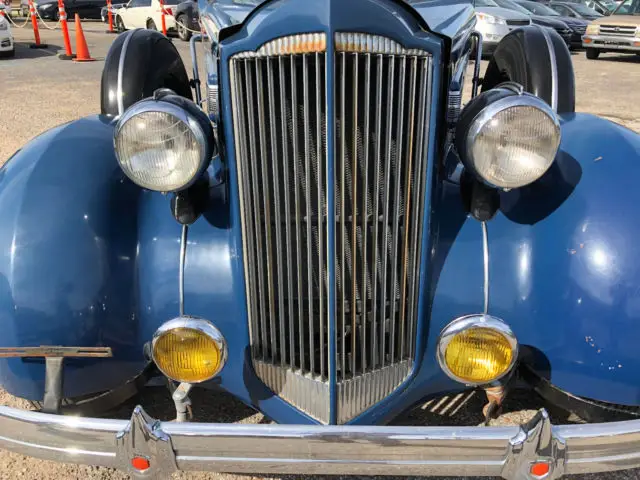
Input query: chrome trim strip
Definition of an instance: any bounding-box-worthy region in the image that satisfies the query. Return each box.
[234,32,326,58]
[335,32,430,56]
[0,346,112,358]
[3,404,640,477]
[116,29,136,117]
[538,25,558,112]
[482,221,489,315]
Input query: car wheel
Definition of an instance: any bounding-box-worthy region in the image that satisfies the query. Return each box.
[176,14,191,42]
[116,15,125,32]
[53,9,60,21]
[586,48,600,60]
[146,19,157,31]
[482,25,575,114]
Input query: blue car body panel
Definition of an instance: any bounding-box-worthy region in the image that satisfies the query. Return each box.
[2,0,640,424]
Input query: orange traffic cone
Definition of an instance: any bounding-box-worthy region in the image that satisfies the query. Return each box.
[72,13,95,62]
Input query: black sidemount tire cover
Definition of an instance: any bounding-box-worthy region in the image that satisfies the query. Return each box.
[481,25,575,114]
[100,29,192,116]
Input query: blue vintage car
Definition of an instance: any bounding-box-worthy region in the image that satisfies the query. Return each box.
[1,0,640,477]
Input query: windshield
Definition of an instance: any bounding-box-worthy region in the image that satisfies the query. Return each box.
[518,0,562,15]
[612,0,640,14]
[475,0,501,7]
[569,3,602,15]
[494,0,533,14]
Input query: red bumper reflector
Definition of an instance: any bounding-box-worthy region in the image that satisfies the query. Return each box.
[530,461,550,477]
[131,456,150,471]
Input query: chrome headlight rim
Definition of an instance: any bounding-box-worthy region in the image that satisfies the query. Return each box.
[114,96,212,193]
[151,316,228,383]
[436,314,519,386]
[463,91,561,189]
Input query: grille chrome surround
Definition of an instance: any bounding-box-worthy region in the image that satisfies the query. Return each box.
[230,32,432,424]
[599,25,637,37]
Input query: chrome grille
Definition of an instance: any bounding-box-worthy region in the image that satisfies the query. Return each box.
[599,25,637,37]
[230,32,431,424]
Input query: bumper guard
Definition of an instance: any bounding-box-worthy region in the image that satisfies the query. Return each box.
[1,404,640,479]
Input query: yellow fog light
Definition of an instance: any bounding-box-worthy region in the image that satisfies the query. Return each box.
[437,315,517,385]
[152,317,227,383]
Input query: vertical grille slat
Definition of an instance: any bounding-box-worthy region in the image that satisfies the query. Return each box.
[279,56,296,368]
[379,56,395,370]
[339,51,347,383]
[231,32,432,424]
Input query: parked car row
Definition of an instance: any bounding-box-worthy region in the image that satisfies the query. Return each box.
[0,13,14,58]
[476,0,639,60]
[475,0,592,56]
[113,0,199,41]
[581,0,640,59]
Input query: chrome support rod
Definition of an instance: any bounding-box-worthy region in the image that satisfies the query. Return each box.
[471,32,483,99]
[482,221,489,314]
[189,34,205,105]
[179,224,188,317]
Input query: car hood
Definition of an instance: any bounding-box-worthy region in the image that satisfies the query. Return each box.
[474,5,531,19]
[199,0,478,40]
[531,14,569,28]
[593,14,640,26]
[555,15,589,26]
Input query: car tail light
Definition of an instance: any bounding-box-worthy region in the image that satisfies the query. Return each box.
[165,7,172,15]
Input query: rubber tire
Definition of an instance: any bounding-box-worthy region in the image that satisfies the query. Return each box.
[146,19,157,31]
[115,16,125,33]
[482,25,575,114]
[586,48,600,60]
[177,14,191,42]
[116,15,125,32]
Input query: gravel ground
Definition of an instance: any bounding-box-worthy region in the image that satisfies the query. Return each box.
[1,19,640,480]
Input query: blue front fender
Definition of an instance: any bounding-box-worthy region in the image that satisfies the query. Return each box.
[433,113,640,406]
[0,115,186,400]
[491,113,640,405]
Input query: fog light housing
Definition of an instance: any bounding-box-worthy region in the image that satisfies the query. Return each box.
[437,315,518,385]
[152,316,227,383]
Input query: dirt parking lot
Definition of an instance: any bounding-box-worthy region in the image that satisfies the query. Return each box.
[1,18,640,480]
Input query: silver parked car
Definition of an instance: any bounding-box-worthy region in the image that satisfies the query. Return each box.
[475,0,532,56]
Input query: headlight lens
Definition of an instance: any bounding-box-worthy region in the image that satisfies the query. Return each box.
[477,13,506,25]
[152,317,227,383]
[459,90,561,189]
[438,315,518,385]
[114,95,213,192]
[586,24,600,35]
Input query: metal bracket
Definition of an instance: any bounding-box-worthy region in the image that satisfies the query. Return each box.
[0,346,112,414]
[502,409,566,479]
[116,406,178,479]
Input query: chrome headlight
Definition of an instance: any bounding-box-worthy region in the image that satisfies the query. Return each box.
[476,13,506,25]
[114,91,214,192]
[456,87,561,189]
[437,315,518,385]
[585,23,600,35]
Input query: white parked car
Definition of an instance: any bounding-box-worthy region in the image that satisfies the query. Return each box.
[0,0,12,17]
[115,0,179,33]
[0,14,14,58]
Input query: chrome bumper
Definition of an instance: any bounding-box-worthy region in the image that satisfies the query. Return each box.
[1,405,640,479]
[582,34,640,51]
